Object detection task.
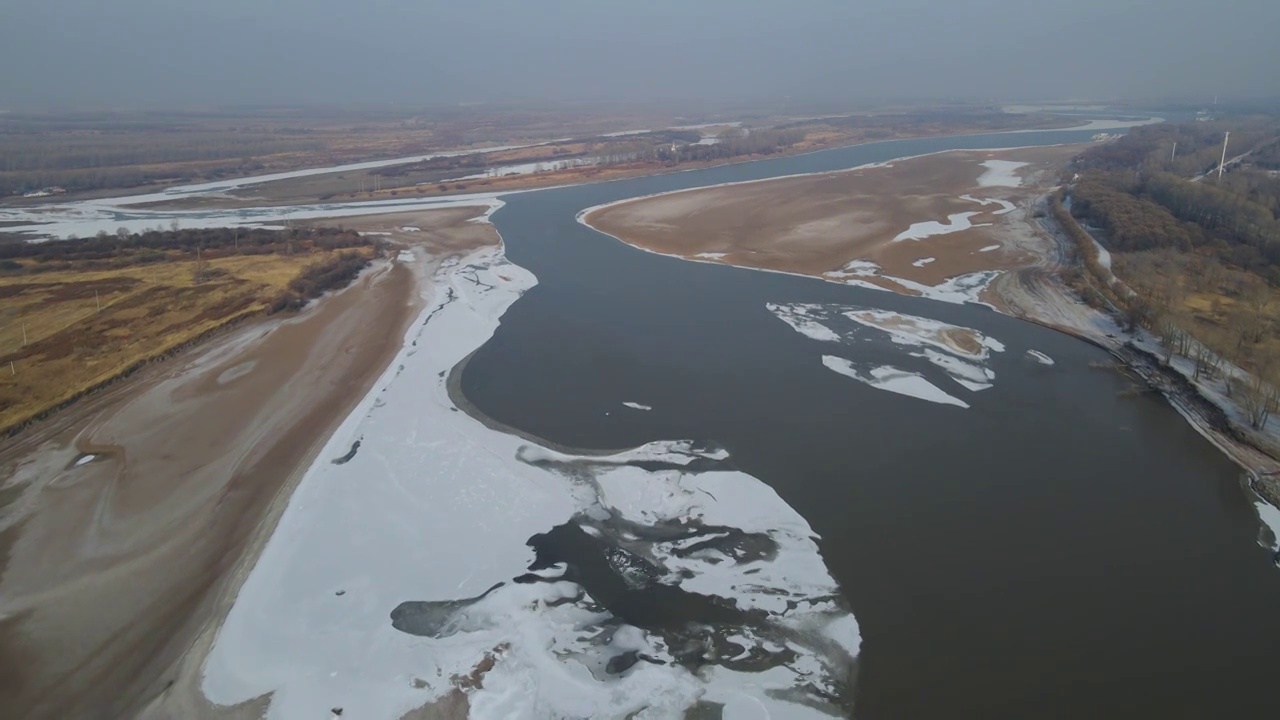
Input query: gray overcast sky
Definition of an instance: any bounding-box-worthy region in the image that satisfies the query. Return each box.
[2,0,1276,109]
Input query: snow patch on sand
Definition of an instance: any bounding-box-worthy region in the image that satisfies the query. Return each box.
[912,257,936,268]
[960,194,1017,215]
[694,252,728,259]
[822,356,969,408]
[73,454,95,467]
[977,160,1028,187]
[1090,237,1113,270]
[893,212,987,242]
[823,260,1000,307]
[979,244,1001,253]
[842,308,1005,361]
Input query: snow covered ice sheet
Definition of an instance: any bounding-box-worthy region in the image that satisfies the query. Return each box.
[202,246,859,719]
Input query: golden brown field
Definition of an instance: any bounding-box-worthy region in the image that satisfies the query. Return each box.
[0,246,375,434]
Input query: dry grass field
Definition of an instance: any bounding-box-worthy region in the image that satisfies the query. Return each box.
[0,233,378,434]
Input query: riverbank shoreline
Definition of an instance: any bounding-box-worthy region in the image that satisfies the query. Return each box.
[0,209,500,718]
[579,146,1280,547]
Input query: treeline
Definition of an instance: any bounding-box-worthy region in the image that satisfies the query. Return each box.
[1070,120,1280,284]
[593,128,806,166]
[664,128,806,163]
[1055,189,1280,431]
[1076,119,1280,178]
[0,226,378,272]
[0,116,330,195]
[268,251,372,313]
[776,108,1063,134]
[0,159,274,197]
[1072,170,1280,282]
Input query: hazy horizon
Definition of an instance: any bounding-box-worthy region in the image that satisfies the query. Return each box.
[2,0,1278,110]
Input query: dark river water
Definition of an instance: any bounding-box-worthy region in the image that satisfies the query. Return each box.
[459,129,1280,718]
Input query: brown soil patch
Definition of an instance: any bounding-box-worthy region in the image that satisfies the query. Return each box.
[585,145,1082,295]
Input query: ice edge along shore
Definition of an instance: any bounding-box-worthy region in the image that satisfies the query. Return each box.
[200,214,859,719]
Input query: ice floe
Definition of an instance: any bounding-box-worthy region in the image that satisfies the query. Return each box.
[769,304,1008,402]
[821,356,969,408]
[1256,499,1280,552]
[766,303,842,343]
[1026,349,1055,365]
[892,212,987,242]
[842,308,1005,360]
[976,160,1028,188]
[914,348,994,391]
[621,402,652,411]
[202,246,858,719]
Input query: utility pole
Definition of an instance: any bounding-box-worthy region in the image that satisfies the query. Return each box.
[1218,131,1231,180]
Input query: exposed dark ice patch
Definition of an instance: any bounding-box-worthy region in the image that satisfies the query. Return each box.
[330,438,361,465]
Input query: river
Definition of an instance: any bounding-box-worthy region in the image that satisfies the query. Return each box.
[460,127,1280,718]
[13,121,1280,717]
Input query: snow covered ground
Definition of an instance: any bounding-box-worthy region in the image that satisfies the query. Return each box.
[892,211,986,242]
[960,194,1017,215]
[201,246,858,719]
[822,259,1001,307]
[976,160,1028,188]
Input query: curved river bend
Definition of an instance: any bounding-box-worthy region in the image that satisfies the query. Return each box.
[461,129,1280,718]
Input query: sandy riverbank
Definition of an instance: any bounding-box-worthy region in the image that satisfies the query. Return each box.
[0,209,499,718]
[583,145,1082,307]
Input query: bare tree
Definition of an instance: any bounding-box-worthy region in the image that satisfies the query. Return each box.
[1191,340,1222,381]
[1236,372,1279,430]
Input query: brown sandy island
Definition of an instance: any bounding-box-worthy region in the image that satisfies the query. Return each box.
[0,208,498,719]
[583,145,1084,308]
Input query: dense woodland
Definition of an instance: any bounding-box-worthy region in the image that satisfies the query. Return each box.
[1062,119,1280,432]
[1071,119,1280,283]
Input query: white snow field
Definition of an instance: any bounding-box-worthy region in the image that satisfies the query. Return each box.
[202,246,857,719]
[975,160,1028,187]
[892,211,986,242]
